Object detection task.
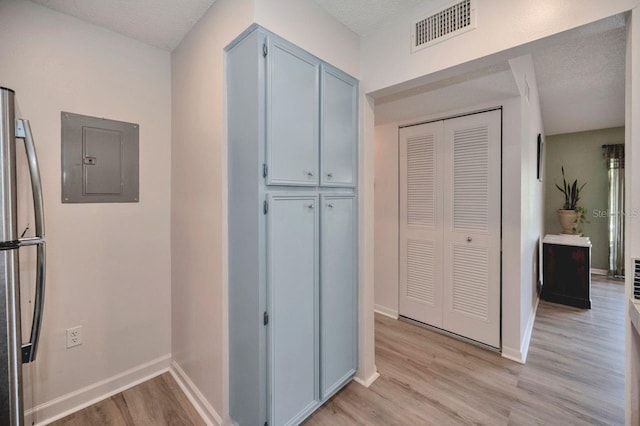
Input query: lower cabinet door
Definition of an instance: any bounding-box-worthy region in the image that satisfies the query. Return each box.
[320,195,357,398]
[268,194,319,425]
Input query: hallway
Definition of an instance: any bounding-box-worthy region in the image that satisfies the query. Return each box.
[306,277,624,425]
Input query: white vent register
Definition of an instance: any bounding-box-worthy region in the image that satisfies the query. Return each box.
[411,0,476,52]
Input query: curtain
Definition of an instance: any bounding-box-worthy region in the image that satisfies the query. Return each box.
[603,144,625,277]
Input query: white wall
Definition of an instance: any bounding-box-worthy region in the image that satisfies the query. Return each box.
[360,0,637,95]
[626,7,640,425]
[499,95,526,361]
[171,0,362,422]
[508,55,545,360]
[374,123,399,318]
[170,0,254,423]
[254,0,359,78]
[0,0,172,422]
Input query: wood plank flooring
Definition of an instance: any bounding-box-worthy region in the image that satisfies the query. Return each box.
[306,277,625,425]
[50,373,204,426]
[51,277,624,425]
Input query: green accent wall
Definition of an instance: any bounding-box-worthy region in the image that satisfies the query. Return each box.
[544,127,624,270]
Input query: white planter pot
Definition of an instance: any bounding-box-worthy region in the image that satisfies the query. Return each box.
[557,209,579,234]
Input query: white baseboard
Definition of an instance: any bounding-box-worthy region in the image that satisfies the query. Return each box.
[520,296,540,363]
[502,296,540,364]
[353,370,380,388]
[591,268,608,276]
[28,354,172,425]
[374,304,398,319]
[501,346,523,363]
[170,360,222,426]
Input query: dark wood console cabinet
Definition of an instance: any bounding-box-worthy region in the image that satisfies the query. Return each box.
[542,235,591,309]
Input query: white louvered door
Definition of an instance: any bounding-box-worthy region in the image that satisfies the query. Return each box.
[399,122,444,327]
[442,110,501,348]
[399,110,500,349]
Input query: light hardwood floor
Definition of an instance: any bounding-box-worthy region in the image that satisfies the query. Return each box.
[49,373,204,426]
[306,277,625,425]
[52,278,624,425]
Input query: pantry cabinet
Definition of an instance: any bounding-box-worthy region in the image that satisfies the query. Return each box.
[227,25,358,426]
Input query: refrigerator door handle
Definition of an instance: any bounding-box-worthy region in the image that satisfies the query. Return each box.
[16,119,46,363]
[15,119,44,238]
[21,241,45,363]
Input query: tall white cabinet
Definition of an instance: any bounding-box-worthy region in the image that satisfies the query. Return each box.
[227,26,358,426]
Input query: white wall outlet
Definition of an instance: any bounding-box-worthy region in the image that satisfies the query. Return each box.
[66,326,82,348]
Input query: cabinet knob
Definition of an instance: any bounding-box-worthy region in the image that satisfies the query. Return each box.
[307,204,314,210]
[326,203,334,209]
[326,172,333,179]
[467,236,473,242]
[306,171,314,177]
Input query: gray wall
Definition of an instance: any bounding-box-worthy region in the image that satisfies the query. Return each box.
[544,127,625,270]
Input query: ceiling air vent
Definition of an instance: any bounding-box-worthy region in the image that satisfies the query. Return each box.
[411,0,476,53]
[634,259,640,300]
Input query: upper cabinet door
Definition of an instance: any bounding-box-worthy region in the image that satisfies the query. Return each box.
[267,37,320,186]
[320,65,358,187]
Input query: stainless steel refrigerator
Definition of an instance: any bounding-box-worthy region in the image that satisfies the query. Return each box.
[0,87,46,425]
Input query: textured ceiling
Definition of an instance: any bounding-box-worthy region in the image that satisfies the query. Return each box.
[533,25,626,136]
[30,0,216,50]
[375,16,626,136]
[312,0,432,36]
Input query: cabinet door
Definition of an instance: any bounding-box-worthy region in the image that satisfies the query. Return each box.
[268,195,319,425]
[320,65,357,187]
[320,195,357,398]
[267,38,320,186]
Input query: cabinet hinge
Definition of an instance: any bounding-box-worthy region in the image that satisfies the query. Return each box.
[263,311,269,325]
[263,200,268,214]
[263,43,268,57]
[263,163,268,178]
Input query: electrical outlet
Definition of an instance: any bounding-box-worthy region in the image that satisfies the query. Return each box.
[66,326,82,348]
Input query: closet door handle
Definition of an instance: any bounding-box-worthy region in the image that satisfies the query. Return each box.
[467,236,473,242]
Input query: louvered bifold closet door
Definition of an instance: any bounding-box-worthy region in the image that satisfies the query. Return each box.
[399,122,444,327]
[442,110,501,348]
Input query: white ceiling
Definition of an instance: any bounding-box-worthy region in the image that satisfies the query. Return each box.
[30,0,216,50]
[312,0,431,36]
[31,0,433,47]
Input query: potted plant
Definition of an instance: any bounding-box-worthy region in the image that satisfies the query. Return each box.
[555,166,587,234]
